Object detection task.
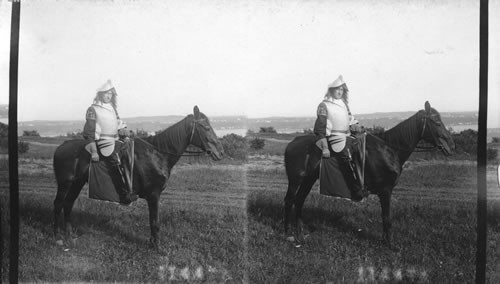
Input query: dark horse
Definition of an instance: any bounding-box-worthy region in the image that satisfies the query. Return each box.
[53,106,224,249]
[284,101,455,246]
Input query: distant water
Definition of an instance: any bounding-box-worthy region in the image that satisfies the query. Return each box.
[214,128,248,137]
[214,128,303,137]
[449,124,477,132]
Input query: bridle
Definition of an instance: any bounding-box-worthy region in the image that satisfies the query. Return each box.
[184,118,210,155]
[379,112,442,153]
[414,113,443,153]
[136,118,209,157]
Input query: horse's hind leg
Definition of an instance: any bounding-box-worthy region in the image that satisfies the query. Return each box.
[294,176,316,245]
[284,178,300,240]
[62,177,86,242]
[378,191,393,246]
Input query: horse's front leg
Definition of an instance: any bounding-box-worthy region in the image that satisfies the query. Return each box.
[54,181,71,244]
[284,180,299,241]
[378,191,392,246]
[147,193,160,250]
[293,176,315,246]
[62,178,86,246]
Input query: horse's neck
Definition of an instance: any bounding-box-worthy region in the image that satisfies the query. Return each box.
[148,117,193,165]
[382,113,423,162]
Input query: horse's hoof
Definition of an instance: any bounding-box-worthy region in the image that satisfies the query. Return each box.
[286,235,295,242]
[55,239,64,246]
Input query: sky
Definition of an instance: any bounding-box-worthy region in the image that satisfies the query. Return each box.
[0,0,499,127]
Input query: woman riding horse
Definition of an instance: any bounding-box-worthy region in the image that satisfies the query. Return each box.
[82,79,137,205]
[313,75,368,201]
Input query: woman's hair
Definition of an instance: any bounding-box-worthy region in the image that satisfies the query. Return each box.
[324,85,349,105]
[93,88,118,109]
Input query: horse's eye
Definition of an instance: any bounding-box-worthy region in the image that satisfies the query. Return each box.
[199,124,210,130]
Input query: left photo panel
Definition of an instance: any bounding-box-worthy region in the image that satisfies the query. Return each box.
[3,1,250,282]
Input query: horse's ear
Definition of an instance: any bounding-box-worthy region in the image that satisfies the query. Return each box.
[193,105,200,119]
[425,101,431,114]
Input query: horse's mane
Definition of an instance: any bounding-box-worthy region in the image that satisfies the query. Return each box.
[381,110,425,149]
[147,114,194,152]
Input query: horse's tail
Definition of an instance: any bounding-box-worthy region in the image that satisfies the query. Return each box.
[283,138,295,179]
[284,135,317,180]
[53,139,88,191]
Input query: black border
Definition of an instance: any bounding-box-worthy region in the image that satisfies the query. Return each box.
[9,1,21,283]
[476,0,489,283]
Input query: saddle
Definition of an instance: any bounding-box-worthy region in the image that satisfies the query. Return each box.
[348,134,366,189]
[84,139,135,202]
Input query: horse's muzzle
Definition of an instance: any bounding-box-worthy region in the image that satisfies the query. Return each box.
[438,137,454,156]
[207,150,223,161]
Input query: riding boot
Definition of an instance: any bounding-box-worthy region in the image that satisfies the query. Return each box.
[109,165,137,205]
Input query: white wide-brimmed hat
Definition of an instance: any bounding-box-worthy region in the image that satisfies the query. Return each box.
[328,75,347,89]
[97,79,115,93]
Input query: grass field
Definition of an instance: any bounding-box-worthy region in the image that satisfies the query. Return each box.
[2,135,500,282]
[2,164,248,282]
[247,161,500,283]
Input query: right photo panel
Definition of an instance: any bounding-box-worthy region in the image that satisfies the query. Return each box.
[244,0,498,282]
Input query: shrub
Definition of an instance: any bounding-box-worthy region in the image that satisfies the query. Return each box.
[452,129,477,157]
[249,137,265,150]
[365,125,385,136]
[66,131,83,138]
[135,129,149,138]
[23,130,40,137]
[487,147,498,162]
[0,122,7,152]
[18,140,29,154]
[259,126,277,134]
[492,137,500,143]
[219,134,247,161]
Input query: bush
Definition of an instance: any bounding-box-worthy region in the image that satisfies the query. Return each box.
[219,134,247,161]
[259,126,277,134]
[0,122,7,152]
[66,131,83,138]
[249,137,265,150]
[487,147,498,162]
[452,129,477,157]
[18,140,29,154]
[23,130,40,137]
[492,137,500,143]
[365,125,385,136]
[135,129,149,138]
